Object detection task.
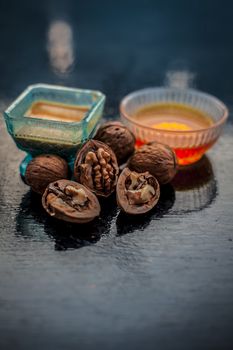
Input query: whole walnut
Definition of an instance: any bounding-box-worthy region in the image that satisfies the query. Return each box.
[94,121,135,164]
[128,142,177,184]
[25,154,69,194]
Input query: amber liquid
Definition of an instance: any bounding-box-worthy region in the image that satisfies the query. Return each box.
[134,102,214,165]
[26,101,90,122]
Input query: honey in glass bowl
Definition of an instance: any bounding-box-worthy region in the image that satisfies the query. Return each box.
[134,102,214,165]
[120,88,228,166]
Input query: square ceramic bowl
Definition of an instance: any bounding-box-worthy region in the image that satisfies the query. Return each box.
[4,84,105,159]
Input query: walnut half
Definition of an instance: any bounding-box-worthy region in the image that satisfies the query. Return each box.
[74,140,119,197]
[116,168,160,215]
[42,180,100,223]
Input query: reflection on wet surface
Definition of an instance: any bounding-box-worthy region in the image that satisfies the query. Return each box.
[112,157,217,276]
[16,191,118,250]
[15,191,46,236]
[116,184,175,236]
[171,155,217,213]
[44,218,102,251]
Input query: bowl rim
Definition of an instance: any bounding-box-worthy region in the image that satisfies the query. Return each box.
[120,87,229,134]
[4,83,106,127]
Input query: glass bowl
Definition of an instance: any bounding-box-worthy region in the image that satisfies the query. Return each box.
[120,87,228,165]
[4,84,105,160]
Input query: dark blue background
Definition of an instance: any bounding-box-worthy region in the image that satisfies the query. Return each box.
[1,0,233,114]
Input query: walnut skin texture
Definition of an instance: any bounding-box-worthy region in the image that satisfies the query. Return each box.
[25,154,69,194]
[128,142,177,184]
[94,121,135,164]
[42,180,100,223]
[74,140,119,197]
[116,168,160,215]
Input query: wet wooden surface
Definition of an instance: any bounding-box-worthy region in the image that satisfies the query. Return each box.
[0,1,233,349]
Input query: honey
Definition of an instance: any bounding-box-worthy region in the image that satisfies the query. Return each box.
[26,101,90,123]
[134,102,214,165]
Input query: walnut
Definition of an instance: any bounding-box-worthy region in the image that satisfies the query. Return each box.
[64,186,88,206]
[128,142,177,184]
[42,180,100,223]
[94,121,135,164]
[25,154,69,194]
[73,140,119,197]
[117,167,160,214]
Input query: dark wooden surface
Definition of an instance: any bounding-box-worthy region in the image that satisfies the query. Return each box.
[1,1,233,349]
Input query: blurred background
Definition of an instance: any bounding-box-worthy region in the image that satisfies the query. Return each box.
[1,0,233,117]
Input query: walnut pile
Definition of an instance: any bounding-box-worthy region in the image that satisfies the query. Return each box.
[74,140,119,197]
[22,123,179,222]
[94,121,135,164]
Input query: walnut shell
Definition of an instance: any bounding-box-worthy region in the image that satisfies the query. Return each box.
[128,142,177,184]
[94,121,135,164]
[73,140,119,197]
[42,180,100,224]
[25,154,69,194]
[116,167,160,215]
